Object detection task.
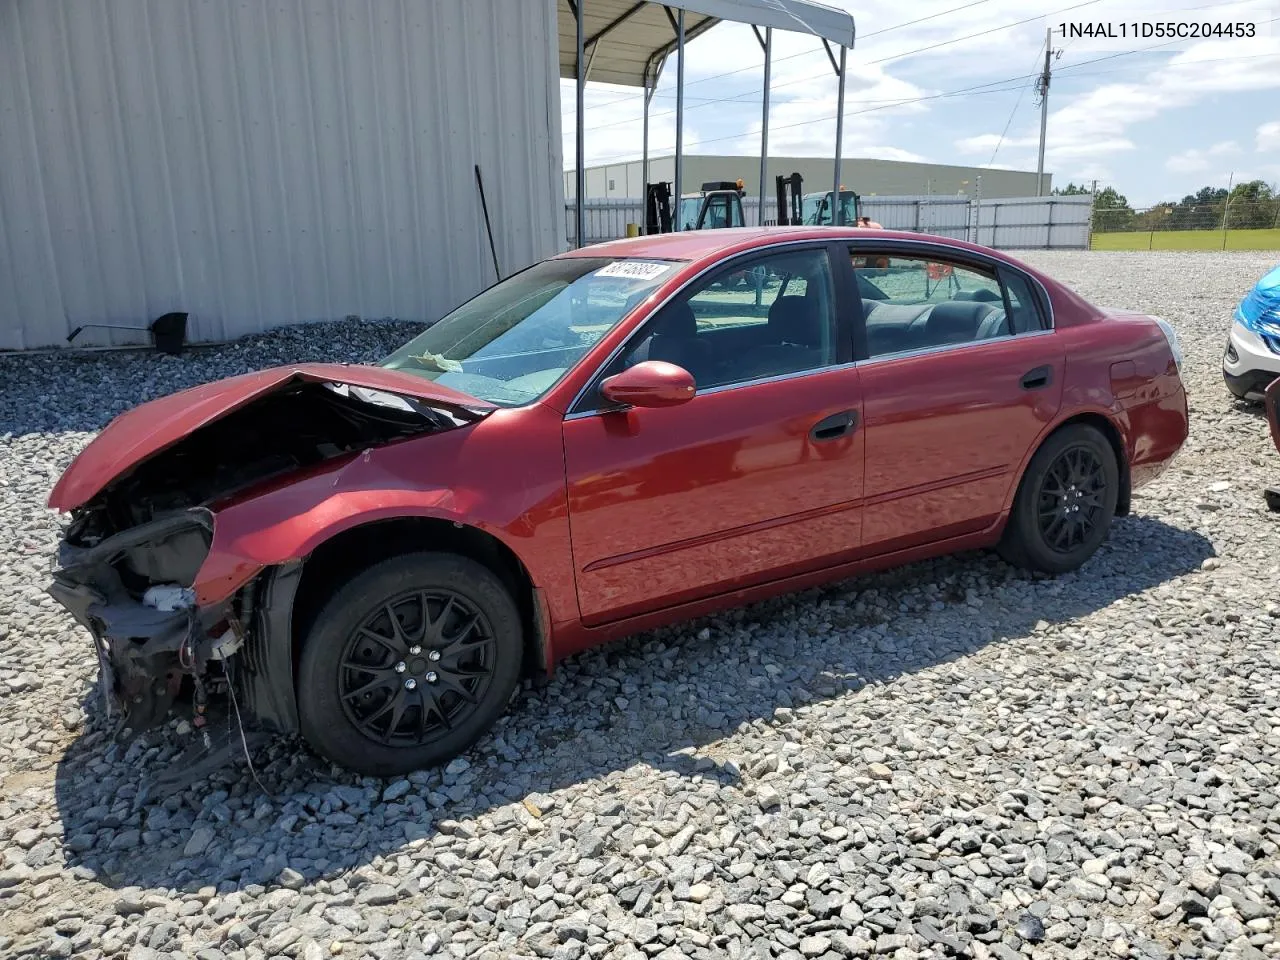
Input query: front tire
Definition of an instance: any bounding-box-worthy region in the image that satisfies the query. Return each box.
[297,552,523,776]
[999,424,1119,575]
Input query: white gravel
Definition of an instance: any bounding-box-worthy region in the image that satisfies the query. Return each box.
[2,251,1280,960]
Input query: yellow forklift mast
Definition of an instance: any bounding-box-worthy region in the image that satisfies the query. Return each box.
[645,179,746,233]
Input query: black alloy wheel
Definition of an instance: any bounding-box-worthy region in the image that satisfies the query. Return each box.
[339,589,496,746]
[999,423,1119,575]
[1035,444,1107,555]
[298,552,523,776]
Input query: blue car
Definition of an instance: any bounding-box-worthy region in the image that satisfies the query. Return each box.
[1224,263,1280,401]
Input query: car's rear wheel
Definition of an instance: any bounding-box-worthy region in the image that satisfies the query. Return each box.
[297,552,523,776]
[999,423,1119,575]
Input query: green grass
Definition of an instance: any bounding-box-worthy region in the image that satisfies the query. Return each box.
[1090,228,1280,251]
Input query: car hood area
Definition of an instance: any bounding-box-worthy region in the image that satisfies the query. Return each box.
[48,363,494,513]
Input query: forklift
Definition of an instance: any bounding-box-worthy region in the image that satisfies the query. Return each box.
[644,179,746,234]
[774,171,862,226]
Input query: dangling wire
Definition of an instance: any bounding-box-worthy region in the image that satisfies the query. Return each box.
[991,38,1048,166]
[225,658,272,798]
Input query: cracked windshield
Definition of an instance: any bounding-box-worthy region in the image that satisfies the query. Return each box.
[381,258,678,405]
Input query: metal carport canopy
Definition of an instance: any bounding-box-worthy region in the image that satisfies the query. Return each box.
[558,0,856,88]
[562,0,856,246]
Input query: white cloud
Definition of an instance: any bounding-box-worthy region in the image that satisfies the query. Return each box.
[1167,141,1242,173]
[955,32,1280,189]
[558,0,1280,206]
[1166,150,1209,173]
[1259,121,1280,152]
[1069,163,1113,185]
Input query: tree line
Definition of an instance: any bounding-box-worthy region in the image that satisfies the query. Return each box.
[1053,180,1280,232]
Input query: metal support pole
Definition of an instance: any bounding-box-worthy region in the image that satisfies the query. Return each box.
[832,45,846,225]
[574,0,586,247]
[758,27,772,227]
[1036,27,1051,197]
[975,174,983,244]
[673,8,685,230]
[642,77,653,202]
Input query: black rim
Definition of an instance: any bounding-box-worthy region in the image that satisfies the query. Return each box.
[1036,444,1107,554]
[338,589,496,747]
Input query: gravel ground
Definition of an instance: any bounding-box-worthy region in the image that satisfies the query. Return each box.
[2,250,1280,960]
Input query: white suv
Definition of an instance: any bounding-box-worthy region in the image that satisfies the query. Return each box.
[1224,264,1280,401]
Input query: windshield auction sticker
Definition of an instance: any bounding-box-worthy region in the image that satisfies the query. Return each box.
[1051,6,1273,50]
[596,261,673,281]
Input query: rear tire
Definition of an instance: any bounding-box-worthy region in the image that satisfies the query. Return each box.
[999,424,1119,575]
[297,552,523,776]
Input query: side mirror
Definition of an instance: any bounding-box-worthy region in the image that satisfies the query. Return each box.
[600,360,696,409]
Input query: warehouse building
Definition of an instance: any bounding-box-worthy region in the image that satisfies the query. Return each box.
[567,154,1051,202]
[0,0,566,351]
[0,0,855,351]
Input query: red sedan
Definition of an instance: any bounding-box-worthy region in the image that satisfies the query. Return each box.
[47,228,1188,776]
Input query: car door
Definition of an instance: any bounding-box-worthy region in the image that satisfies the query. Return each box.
[562,243,864,625]
[845,244,1064,553]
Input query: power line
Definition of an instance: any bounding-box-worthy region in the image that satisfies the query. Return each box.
[581,68,1042,135]
[864,0,1100,66]
[990,39,1046,165]
[570,0,1270,123]
[570,0,1114,135]
[576,39,1280,168]
[1053,50,1280,80]
[581,81,1035,166]
[568,0,1000,117]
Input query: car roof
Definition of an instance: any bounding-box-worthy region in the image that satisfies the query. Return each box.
[556,226,1017,265]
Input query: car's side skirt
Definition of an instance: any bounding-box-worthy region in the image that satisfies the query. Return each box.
[550,520,1007,660]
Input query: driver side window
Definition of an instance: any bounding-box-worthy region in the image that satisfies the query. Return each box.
[609,247,837,392]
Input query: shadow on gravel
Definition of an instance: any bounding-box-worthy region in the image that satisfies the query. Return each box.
[52,513,1212,895]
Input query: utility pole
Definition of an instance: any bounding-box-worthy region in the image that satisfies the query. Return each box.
[1035,27,1052,197]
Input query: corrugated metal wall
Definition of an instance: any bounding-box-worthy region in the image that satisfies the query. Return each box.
[0,0,565,351]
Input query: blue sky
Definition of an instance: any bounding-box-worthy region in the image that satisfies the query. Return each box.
[560,0,1280,207]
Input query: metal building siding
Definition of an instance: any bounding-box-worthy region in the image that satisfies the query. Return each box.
[0,0,564,351]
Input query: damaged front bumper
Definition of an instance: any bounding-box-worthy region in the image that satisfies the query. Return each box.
[47,509,298,742]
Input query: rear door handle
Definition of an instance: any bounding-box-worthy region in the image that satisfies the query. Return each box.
[1020,365,1052,391]
[810,409,858,442]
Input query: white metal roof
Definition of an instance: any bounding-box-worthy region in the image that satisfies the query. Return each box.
[558,0,856,88]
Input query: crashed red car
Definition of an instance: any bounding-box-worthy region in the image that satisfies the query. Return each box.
[48,228,1188,776]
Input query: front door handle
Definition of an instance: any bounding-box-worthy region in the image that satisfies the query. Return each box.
[1021,365,1053,390]
[810,409,858,442]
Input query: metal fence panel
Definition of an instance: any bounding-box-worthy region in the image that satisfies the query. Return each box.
[567,194,1087,249]
[976,196,1092,249]
[860,197,972,239]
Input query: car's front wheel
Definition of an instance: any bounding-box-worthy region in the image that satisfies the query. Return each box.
[999,423,1120,575]
[297,552,523,776]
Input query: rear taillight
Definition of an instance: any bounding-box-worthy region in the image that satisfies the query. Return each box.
[1153,317,1183,376]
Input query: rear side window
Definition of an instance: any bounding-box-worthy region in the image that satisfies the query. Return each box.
[850,253,1009,358]
[849,249,1051,359]
[1000,270,1048,333]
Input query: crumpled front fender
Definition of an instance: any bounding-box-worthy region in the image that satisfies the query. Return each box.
[193,481,464,605]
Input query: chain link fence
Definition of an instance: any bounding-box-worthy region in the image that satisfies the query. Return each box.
[1090,200,1280,251]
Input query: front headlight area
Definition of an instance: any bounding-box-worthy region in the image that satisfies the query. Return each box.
[48,508,247,739]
